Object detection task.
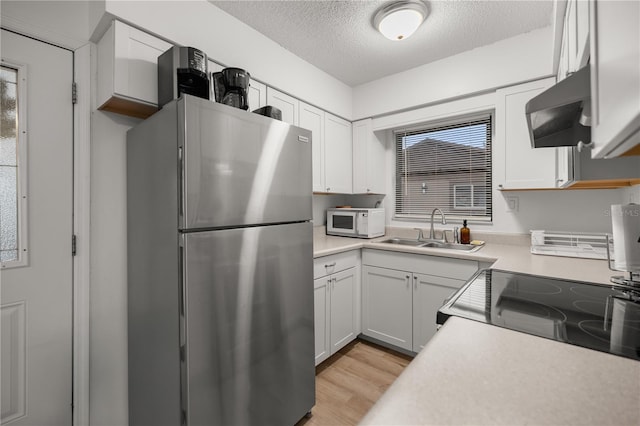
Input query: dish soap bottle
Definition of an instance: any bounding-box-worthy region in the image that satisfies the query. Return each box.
[460,220,471,244]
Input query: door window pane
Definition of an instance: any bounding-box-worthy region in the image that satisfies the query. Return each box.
[1,65,19,263]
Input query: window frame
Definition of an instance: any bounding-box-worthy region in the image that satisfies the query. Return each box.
[393,112,494,223]
[1,60,29,269]
[452,184,487,210]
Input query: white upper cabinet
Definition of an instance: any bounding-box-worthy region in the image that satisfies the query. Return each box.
[352,119,386,194]
[299,102,325,192]
[97,20,172,118]
[495,78,562,190]
[266,87,299,126]
[248,80,266,112]
[324,113,353,194]
[557,0,590,82]
[300,103,353,194]
[589,0,640,158]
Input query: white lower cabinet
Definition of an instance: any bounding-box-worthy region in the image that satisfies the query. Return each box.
[361,266,413,351]
[313,251,360,365]
[362,249,477,353]
[412,273,466,352]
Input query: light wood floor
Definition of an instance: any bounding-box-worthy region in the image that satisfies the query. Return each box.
[296,339,413,426]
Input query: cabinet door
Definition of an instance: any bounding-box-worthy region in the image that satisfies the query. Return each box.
[353,119,386,194]
[557,18,569,82]
[97,20,171,117]
[565,0,579,74]
[412,273,464,353]
[329,268,358,354]
[248,80,266,112]
[575,0,590,69]
[555,146,574,188]
[362,266,412,351]
[208,60,224,102]
[590,0,640,158]
[324,113,353,194]
[495,78,558,189]
[314,277,331,366]
[300,102,325,192]
[266,87,299,126]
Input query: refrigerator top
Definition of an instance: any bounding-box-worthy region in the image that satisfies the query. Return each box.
[176,95,312,230]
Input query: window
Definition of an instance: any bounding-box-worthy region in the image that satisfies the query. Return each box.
[1,63,27,267]
[453,184,486,210]
[395,115,492,221]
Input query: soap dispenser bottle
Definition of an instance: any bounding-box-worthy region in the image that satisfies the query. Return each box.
[460,220,471,244]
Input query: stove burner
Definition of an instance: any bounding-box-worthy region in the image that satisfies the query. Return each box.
[569,285,622,300]
[438,269,640,361]
[578,319,640,357]
[578,320,612,344]
[572,300,606,317]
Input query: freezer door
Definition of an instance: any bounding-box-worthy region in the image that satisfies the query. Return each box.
[179,96,312,230]
[181,222,315,425]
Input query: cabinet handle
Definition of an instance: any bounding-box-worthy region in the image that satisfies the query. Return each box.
[325,262,336,268]
[327,279,331,292]
[406,275,410,289]
[332,277,336,290]
[414,275,417,290]
[577,140,594,152]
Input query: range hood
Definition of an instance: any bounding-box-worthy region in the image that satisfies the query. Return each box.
[526,66,591,148]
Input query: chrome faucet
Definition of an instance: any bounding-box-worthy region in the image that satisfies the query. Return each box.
[429,208,447,240]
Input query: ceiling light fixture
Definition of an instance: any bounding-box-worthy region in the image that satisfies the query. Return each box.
[373,0,428,41]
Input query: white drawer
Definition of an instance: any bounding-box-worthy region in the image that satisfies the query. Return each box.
[313,250,359,279]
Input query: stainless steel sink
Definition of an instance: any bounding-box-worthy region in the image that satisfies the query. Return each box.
[376,238,483,252]
[377,238,426,247]
[420,241,481,252]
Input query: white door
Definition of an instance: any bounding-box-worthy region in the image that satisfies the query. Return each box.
[1,30,73,425]
[329,267,357,354]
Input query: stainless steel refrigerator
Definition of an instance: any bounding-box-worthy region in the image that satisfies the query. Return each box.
[127,94,315,426]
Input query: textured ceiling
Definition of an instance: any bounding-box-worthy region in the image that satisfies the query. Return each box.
[210,0,554,87]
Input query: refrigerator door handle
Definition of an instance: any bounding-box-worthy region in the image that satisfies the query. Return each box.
[178,146,184,220]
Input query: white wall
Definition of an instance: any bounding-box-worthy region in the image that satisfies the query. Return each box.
[374,88,627,236]
[89,111,139,426]
[621,184,640,204]
[1,0,91,49]
[353,26,554,120]
[94,0,353,120]
[312,194,386,226]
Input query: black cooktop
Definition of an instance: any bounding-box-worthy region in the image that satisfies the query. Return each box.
[437,269,640,361]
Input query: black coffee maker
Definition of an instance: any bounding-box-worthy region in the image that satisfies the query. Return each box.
[212,68,250,110]
[157,46,210,108]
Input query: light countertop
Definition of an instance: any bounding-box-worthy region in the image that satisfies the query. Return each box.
[359,317,640,426]
[313,226,640,425]
[313,226,615,285]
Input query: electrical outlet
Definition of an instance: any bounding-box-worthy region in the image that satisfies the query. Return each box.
[505,195,519,213]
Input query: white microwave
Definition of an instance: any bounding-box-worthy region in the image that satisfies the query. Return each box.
[326,208,385,239]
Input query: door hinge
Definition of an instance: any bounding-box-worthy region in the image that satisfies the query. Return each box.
[72,82,78,104]
[72,234,77,256]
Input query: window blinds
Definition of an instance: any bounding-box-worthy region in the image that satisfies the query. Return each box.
[395,116,492,221]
